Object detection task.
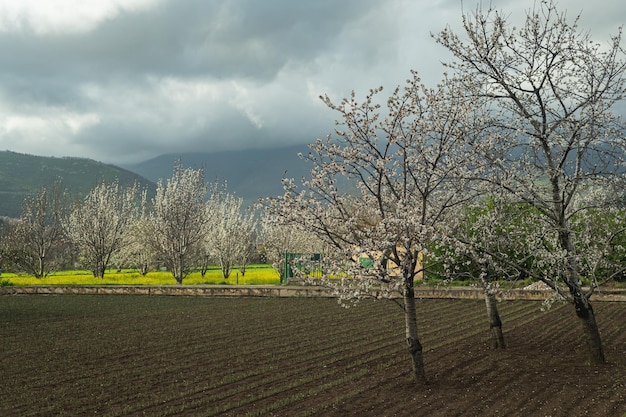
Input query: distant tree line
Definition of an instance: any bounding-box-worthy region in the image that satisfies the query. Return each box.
[0,161,321,283]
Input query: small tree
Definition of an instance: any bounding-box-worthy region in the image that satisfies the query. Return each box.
[236,211,259,277]
[435,0,626,363]
[265,73,480,384]
[206,191,258,279]
[259,215,325,281]
[64,180,139,278]
[435,198,542,349]
[119,191,156,276]
[0,218,18,273]
[5,181,67,277]
[149,162,208,284]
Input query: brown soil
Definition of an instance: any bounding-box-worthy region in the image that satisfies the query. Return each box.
[324,319,626,417]
[1,295,625,416]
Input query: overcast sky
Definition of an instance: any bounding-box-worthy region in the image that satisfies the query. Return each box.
[0,0,623,164]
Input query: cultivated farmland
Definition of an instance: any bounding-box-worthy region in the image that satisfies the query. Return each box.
[1,295,625,416]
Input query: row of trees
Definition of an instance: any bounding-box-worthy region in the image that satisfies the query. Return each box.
[263,0,626,384]
[0,160,326,284]
[0,163,280,284]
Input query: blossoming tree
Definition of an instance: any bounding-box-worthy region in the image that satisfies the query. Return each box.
[435,0,626,363]
[265,73,481,384]
[149,162,209,284]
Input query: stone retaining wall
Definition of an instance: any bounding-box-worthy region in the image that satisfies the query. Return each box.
[2,285,626,301]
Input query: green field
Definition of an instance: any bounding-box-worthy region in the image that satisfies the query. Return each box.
[1,264,281,286]
[1,295,625,416]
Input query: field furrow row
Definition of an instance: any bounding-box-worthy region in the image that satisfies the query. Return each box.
[2,295,625,417]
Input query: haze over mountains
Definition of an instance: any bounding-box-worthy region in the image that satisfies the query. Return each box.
[0,145,311,218]
[123,144,311,206]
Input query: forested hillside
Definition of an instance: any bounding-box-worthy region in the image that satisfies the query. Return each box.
[0,144,314,218]
[0,151,155,218]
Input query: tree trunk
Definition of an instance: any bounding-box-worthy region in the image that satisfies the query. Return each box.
[572,292,605,364]
[403,279,427,384]
[484,291,505,349]
[222,265,231,279]
[559,228,606,364]
[173,258,184,285]
[37,256,45,279]
[93,261,105,278]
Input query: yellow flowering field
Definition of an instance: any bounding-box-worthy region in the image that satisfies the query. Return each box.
[2,265,281,286]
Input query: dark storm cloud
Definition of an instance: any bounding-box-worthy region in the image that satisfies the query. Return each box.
[0,0,387,163]
[0,0,622,164]
[1,0,376,82]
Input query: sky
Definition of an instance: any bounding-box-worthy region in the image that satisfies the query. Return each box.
[0,0,623,165]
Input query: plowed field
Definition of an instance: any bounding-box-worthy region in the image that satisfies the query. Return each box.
[1,295,625,416]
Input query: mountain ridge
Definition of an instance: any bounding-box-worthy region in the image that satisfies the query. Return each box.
[0,151,156,218]
[0,144,313,218]
[122,144,312,206]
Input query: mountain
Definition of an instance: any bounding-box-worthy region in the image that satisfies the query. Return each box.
[0,151,156,218]
[122,144,312,207]
[0,144,314,218]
